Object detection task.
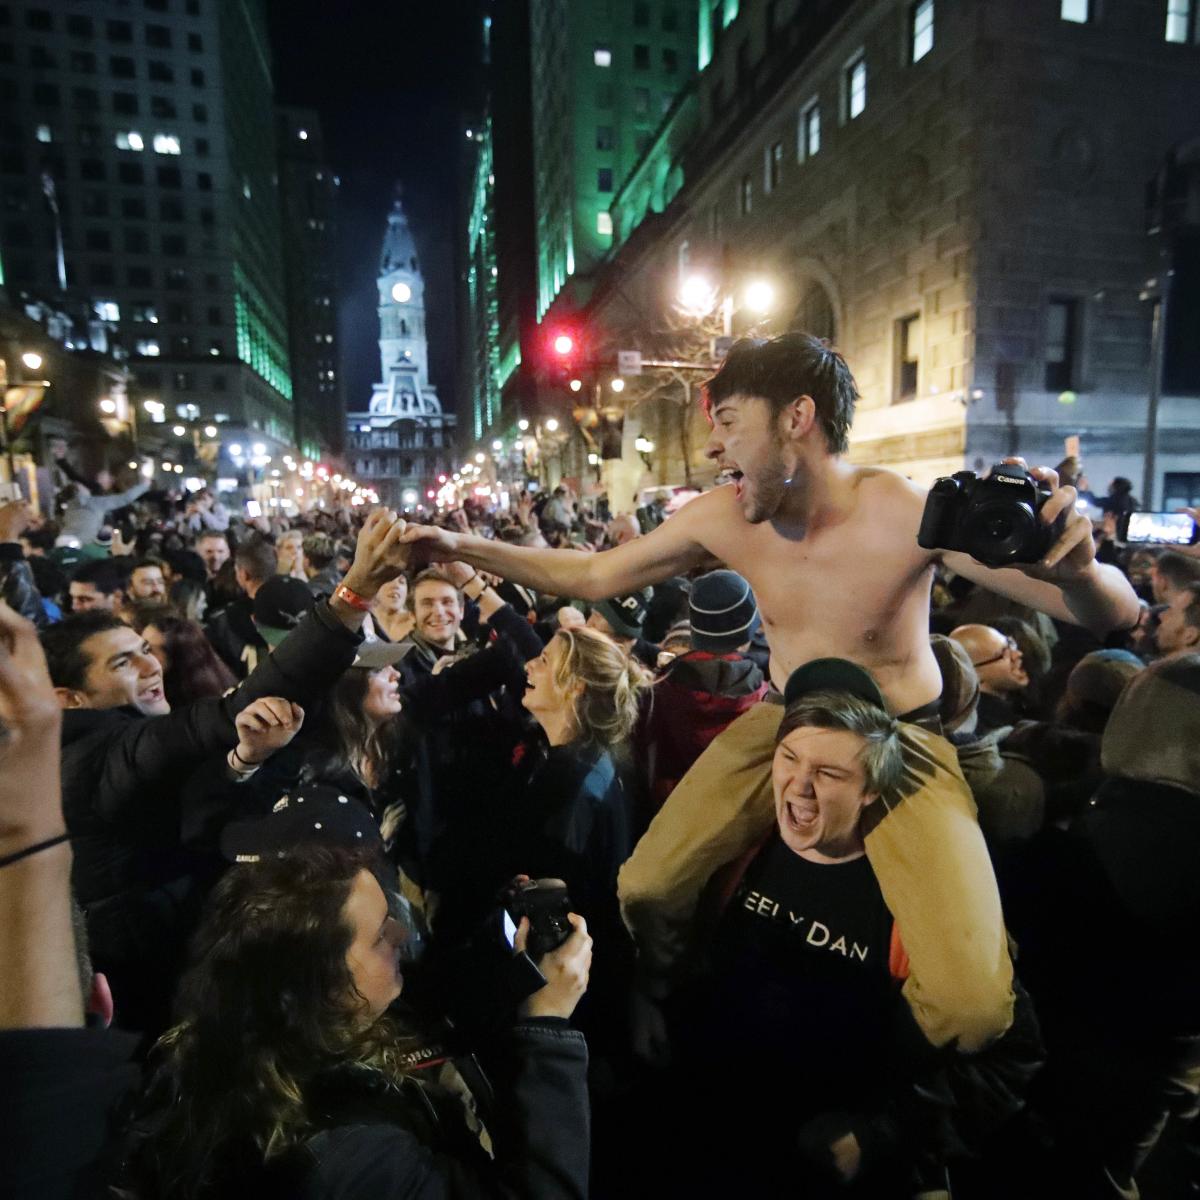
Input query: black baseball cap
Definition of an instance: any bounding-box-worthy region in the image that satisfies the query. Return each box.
[252,575,313,646]
[220,784,384,863]
[782,658,888,712]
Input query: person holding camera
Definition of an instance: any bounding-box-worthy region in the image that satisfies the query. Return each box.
[394,333,1140,1056]
[117,846,592,1200]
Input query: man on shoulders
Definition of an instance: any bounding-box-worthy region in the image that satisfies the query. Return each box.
[395,333,1139,1047]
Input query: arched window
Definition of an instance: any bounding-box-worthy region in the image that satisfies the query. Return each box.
[790,280,837,344]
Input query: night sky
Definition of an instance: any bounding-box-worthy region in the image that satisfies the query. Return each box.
[265,0,483,421]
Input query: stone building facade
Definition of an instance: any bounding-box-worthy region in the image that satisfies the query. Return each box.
[588,0,1200,507]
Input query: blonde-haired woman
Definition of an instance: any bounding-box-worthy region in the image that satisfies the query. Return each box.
[433,626,650,1053]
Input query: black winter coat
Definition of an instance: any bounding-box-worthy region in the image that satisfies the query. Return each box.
[285,1022,590,1200]
[64,599,363,1035]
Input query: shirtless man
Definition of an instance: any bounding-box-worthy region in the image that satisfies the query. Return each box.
[398,334,1139,1052]
[399,334,1135,712]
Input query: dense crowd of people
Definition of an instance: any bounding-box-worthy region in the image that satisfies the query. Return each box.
[2,333,1199,1199]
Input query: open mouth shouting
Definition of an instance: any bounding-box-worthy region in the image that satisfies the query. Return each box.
[717,463,746,499]
[784,799,819,836]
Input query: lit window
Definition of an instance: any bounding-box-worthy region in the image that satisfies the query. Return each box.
[35,124,52,143]
[800,100,820,159]
[94,300,120,321]
[1061,0,1089,22]
[764,142,783,192]
[153,133,181,155]
[136,339,161,356]
[910,0,934,62]
[116,130,144,151]
[597,211,613,235]
[1166,0,1193,41]
[594,45,612,67]
[739,173,752,216]
[846,56,867,119]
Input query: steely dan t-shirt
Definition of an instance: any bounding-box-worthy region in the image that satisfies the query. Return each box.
[695,833,902,1116]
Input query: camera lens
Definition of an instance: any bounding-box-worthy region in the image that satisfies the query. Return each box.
[964,503,1036,564]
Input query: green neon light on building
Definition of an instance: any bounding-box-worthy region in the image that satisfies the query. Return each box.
[234,264,293,401]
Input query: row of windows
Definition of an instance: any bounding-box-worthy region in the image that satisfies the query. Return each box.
[594,44,680,72]
[737,3,933,214]
[0,7,203,48]
[0,153,215,192]
[0,80,206,111]
[132,337,224,357]
[3,257,223,291]
[1063,0,1198,41]
[3,192,213,226]
[0,45,201,73]
[89,301,224,327]
[633,2,679,32]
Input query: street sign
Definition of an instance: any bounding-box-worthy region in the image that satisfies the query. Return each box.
[617,350,643,376]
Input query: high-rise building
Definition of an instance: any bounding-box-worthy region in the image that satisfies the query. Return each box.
[345,196,455,509]
[0,0,294,466]
[459,2,540,459]
[528,0,699,319]
[276,106,342,461]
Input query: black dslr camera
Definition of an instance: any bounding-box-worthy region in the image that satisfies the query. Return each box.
[501,878,573,960]
[918,463,1057,568]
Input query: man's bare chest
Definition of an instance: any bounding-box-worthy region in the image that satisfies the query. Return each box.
[709,526,930,640]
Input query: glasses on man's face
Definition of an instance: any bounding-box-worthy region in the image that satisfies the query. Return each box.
[971,637,1020,670]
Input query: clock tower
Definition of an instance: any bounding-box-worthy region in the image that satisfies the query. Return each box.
[368,194,440,417]
[345,188,454,510]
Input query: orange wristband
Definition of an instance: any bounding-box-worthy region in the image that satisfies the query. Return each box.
[334,583,372,612]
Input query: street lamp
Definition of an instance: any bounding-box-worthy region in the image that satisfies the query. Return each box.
[518,419,529,431]
[678,273,718,317]
[545,418,559,433]
[610,378,625,393]
[203,424,217,438]
[744,279,776,315]
[569,379,583,392]
[635,435,656,471]
[20,351,43,372]
[99,399,117,415]
[172,424,186,436]
[492,438,504,451]
[474,451,485,464]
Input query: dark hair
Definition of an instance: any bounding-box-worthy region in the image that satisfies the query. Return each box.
[163,548,208,585]
[21,525,57,552]
[40,611,129,690]
[195,528,226,542]
[132,610,237,707]
[301,533,335,570]
[703,332,859,454]
[118,847,411,1199]
[1154,552,1200,593]
[326,667,404,788]
[234,535,279,584]
[132,555,168,577]
[71,558,123,595]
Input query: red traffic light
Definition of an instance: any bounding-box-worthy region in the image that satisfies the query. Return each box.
[553,333,574,356]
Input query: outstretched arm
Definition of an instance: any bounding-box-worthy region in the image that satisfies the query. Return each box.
[938,463,1140,637]
[398,491,717,601]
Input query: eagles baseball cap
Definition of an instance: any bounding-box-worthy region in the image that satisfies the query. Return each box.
[252,575,313,647]
[592,588,650,639]
[220,783,383,864]
[783,657,888,712]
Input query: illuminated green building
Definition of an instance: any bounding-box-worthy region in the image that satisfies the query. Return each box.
[529,0,699,320]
